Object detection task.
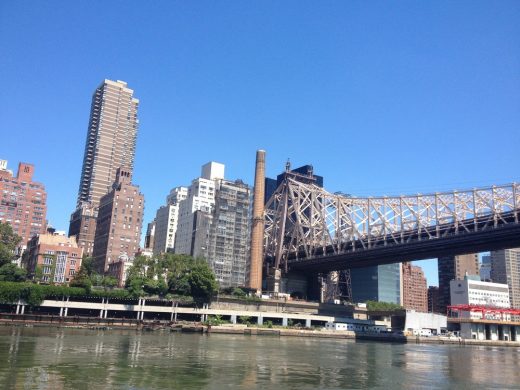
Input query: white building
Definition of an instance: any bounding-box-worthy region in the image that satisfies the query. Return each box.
[450,277,510,310]
[404,310,447,335]
[153,187,188,255]
[174,162,223,255]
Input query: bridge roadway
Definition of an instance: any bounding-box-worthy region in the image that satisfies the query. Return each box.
[287,211,520,273]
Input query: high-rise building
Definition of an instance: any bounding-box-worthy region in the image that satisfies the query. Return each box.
[69,80,139,256]
[491,249,520,309]
[0,160,47,249]
[22,232,82,284]
[174,162,251,288]
[401,262,428,312]
[437,253,479,313]
[428,286,441,313]
[174,162,223,255]
[92,167,144,275]
[206,179,251,288]
[153,187,188,255]
[351,263,401,305]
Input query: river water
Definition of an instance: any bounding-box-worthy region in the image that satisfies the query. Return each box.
[0,326,519,389]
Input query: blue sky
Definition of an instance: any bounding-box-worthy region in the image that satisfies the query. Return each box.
[1,1,519,286]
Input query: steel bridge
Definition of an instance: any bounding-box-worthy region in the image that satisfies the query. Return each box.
[264,175,520,278]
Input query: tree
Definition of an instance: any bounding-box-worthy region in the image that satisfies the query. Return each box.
[70,257,95,290]
[101,276,118,291]
[187,263,218,303]
[34,265,43,284]
[366,300,402,311]
[0,263,27,282]
[0,222,21,267]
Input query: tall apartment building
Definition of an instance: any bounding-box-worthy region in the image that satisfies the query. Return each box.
[69,80,139,256]
[153,187,188,255]
[491,249,520,309]
[22,232,82,284]
[206,179,251,288]
[92,167,144,275]
[437,253,479,313]
[174,162,251,288]
[174,162,223,255]
[0,160,47,249]
[401,262,428,312]
[351,263,402,305]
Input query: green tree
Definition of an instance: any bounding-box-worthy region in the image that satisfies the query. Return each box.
[0,263,27,282]
[101,276,118,291]
[366,300,402,311]
[187,263,218,303]
[34,265,43,284]
[70,257,95,290]
[0,222,21,267]
[126,276,146,298]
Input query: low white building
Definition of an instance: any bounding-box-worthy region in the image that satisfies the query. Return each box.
[450,277,510,320]
[404,310,447,335]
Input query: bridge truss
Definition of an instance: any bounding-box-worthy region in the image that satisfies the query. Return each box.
[264,177,520,301]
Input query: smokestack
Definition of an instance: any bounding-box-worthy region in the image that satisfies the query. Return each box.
[249,150,266,293]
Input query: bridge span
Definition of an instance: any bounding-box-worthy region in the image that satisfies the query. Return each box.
[264,176,520,274]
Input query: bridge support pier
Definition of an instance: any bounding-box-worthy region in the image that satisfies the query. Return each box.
[230,315,237,324]
[305,319,312,328]
[257,315,263,326]
[282,317,288,327]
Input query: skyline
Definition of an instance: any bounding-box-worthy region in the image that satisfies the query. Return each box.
[2,1,519,286]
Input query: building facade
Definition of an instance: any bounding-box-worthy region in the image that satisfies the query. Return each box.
[402,262,428,312]
[22,233,82,284]
[351,263,401,305]
[144,219,156,250]
[437,253,479,312]
[174,162,222,255]
[92,167,144,274]
[491,249,520,309]
[0,160,47,250]
[450,276,510,309]
[69,79,139,255]
[428,286,441,313]
[68,203,97,257]
[480,254,492,282]
[172,162,251,288]
[153,187,188,255]
[206,179,251,288]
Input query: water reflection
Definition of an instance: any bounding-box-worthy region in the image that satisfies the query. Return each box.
[0,327,520,389]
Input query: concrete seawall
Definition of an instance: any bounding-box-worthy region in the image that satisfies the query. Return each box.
[2,313,520,348]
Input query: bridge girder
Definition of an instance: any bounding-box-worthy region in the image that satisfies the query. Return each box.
[264,179,520,273]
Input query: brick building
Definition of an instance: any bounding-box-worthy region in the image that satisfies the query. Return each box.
[69,79,140,255]
[0,160,47,249]
[68,202,97,257]
[22,233,82,284]
[402,262,428,312]
[92,167,144,274]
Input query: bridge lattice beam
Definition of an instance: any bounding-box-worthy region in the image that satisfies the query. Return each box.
[264,178,520,272]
